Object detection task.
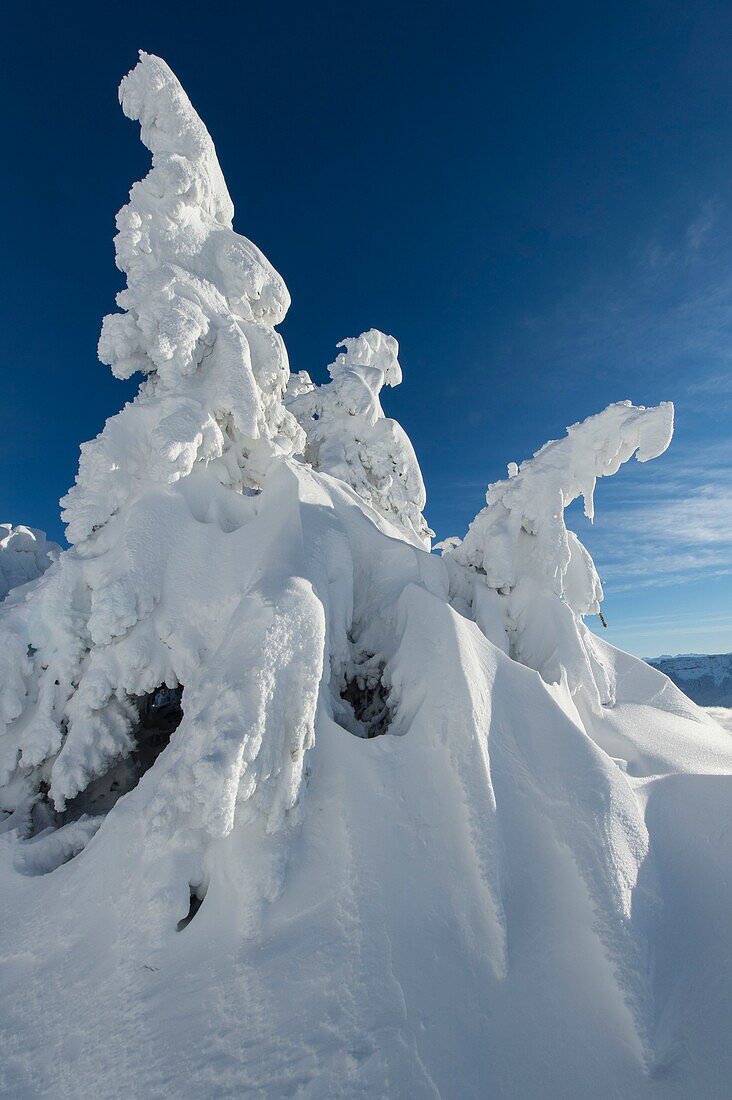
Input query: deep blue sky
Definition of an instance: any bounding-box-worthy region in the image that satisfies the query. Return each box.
[2,1,731,656]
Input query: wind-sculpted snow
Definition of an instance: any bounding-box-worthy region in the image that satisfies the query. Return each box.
[1,52,732,1100]
[0,524,59,600]
[286,329,432,547]
[441,401,674,712]
[451,400,674,612]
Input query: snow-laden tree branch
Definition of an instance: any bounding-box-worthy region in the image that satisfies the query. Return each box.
[449,400,674,615]
[439,401,674,712]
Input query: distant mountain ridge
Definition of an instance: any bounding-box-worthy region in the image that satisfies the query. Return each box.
[646,653,732,707]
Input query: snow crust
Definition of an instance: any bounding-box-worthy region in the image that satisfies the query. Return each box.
[1,52,731,1100]
[0,525,59,601]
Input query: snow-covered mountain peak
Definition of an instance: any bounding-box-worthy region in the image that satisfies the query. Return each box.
[647,651,732,707]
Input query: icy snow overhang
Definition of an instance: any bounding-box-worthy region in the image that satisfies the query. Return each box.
[452,400,674,610]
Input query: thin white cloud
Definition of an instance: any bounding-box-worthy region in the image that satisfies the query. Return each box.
[686,197,723,251]
[572,446,732,592]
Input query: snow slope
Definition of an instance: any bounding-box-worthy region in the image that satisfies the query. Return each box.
[706,706,732,732]
[647,653,732,707]
[1,53,731,1100]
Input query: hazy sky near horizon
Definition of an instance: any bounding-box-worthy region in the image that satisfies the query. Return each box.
[2,0,731,657]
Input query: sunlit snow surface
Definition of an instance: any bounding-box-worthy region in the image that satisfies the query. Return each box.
[706,706,732,733]
[1,52,732,1100]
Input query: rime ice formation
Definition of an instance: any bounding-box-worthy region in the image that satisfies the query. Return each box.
[1,53,732,1100]
[450,400,674,612]
[440,401,676,712]
[0,525,59,601]
[0,51,310,828]
[286,329,432,547]
[64,51,303,546]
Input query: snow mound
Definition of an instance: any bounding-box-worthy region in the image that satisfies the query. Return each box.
[0,524,59,600]
[1,52,731,1100]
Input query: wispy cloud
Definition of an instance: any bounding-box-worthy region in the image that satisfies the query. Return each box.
[687,371,732,396]
[512,194,732,418]
[496,193,732,653]
[572,439,732,594]
[686,197,723,251]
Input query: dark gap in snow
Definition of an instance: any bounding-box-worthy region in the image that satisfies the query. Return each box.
[177,884,206,931]
[30,685,183,839]
[340,655,391,738]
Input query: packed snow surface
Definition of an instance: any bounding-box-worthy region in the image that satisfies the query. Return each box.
[705,706,732,733]
[1,52,731,1100]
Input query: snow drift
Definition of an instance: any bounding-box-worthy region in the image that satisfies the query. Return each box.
[1,52,731,1100]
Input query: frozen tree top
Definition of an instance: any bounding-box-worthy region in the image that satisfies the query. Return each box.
[116,51,291,331]
[0,525,59,601]
[119,51,234,229]
[324,329,403,413]
[286,330,432,546]
[451,400,674,611]
[62,52,301,544]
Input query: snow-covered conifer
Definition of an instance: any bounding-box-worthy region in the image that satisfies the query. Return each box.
[0,52,316,842]
[63,52,303,545]
[286,330,432,546]
[452,400,673,609]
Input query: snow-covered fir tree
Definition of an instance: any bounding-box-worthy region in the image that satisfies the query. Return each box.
[0,51,315,840]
